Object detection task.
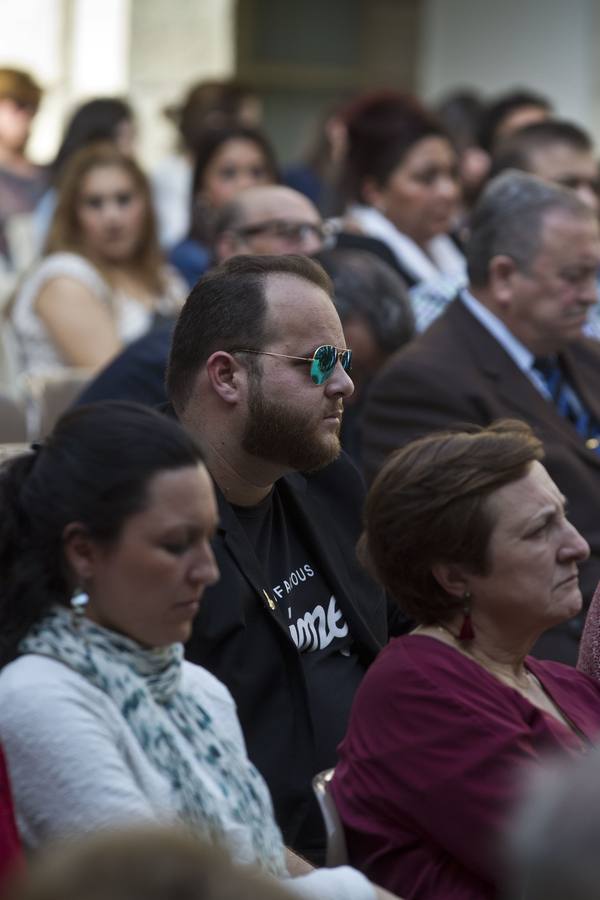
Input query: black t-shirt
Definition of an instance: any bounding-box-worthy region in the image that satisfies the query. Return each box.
[232,486,365,770]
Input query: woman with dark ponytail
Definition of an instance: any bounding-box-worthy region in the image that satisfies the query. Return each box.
[0,401,398,900]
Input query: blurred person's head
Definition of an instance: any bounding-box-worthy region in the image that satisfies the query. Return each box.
[343,90,460,247]
[316,246,414,396]
[0,402,218,666]
[214,185,325,260]
[5,823,294,900]
[46,143,164,288]
[361,419,588,640]
[465,170,600,356]
[478,88,553,154]
[190,126,279,243]
[165,79,262,155]
[505,746,600,900]
[436,89,490,206]
[50,97,136,185]
[303,101,351,170]
[0,67,42,158]
[490,119,599,213]
[192,126,278,209]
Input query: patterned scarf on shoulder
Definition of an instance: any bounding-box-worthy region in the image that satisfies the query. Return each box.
[20,606,286,876]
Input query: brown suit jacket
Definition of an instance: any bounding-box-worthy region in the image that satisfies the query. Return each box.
[362,297,600,660]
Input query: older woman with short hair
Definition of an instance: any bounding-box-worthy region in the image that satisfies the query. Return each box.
[331,420,600,900]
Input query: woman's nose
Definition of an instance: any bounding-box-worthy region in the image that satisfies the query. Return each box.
[559,520,590,563]
[236,171,258,192]
[101,200,122,223]
[437,174,460,201]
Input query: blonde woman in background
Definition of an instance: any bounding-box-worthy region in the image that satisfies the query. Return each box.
[10,143,186,378]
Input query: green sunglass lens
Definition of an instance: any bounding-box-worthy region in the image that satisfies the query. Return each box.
[309,346,352,384]
[310,346,335,384]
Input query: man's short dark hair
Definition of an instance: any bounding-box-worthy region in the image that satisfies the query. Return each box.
[465,170,592,287]
[478,88,553,153]
[166,254,334,413]
[490,119,594,178]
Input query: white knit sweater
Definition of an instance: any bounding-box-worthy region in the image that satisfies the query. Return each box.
[0,654,374,900]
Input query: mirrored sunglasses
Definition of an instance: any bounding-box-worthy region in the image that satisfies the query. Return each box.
[310,344,353,384]
[231,344,352,385]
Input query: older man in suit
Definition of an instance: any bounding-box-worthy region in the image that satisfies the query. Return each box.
[362,170,600,663]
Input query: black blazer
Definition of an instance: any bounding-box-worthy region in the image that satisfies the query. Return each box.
[185,451,388,856]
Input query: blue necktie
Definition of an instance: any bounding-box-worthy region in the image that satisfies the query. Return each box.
[533,356,600,450]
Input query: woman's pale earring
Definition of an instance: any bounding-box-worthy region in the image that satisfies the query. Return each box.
[70,589,89,627]
[458,590,474,641]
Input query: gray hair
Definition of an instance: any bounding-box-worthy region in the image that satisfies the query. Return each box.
[505,746,600,900]
[465,170,593,286]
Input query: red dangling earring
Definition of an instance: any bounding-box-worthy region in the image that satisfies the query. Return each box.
[458,590,474,641]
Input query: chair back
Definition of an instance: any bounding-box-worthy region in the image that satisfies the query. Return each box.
[37,369,91,438]
[312,768,348,867]
[22,368,92,439]
[0,392,27,442]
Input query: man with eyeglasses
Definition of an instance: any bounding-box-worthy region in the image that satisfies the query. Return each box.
[165,253,392,865]
[490,119,600,340]
[214,184,329,259]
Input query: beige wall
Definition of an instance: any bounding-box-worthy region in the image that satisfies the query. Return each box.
[0,0,599,166]
[129,0,235,165]
[418,0,600,141]
[0,0,234,165]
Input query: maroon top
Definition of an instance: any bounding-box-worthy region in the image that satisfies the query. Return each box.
[0,745,22,886]
[578,581,600,677]
[331,635,600,900]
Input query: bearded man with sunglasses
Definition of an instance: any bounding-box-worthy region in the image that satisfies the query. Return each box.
[166,253,391,865]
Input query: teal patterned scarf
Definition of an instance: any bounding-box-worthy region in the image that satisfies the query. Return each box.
[20,606,287,876]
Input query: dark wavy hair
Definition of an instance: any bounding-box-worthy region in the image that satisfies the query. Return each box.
[342,90,449,204]
[49,97,134,184]
[189,125,279,242]
[0,402,204,667]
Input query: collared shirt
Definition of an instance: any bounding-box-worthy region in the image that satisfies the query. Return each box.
[460,289,552,400]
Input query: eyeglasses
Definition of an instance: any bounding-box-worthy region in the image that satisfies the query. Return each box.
[234,219,329,246]
[232,344,352,385]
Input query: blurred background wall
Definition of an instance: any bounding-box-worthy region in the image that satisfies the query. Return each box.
[0,0,597,166]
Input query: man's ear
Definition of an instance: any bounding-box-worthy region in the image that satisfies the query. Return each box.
[488,254,519,308]
[62,522,96,584]
[205,351,247,405]
[430,561,469,600]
